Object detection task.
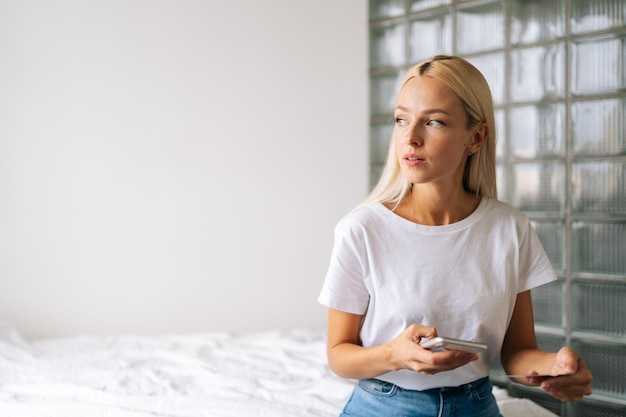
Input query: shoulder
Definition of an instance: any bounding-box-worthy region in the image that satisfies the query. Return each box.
[472,199,537,241]
[481,198,531,224]
[337,204,386,229]
[334,204,389,237]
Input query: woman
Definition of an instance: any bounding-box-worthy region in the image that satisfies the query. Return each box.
[318,55,592,417]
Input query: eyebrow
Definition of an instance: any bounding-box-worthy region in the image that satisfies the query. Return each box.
[395,105,451,115]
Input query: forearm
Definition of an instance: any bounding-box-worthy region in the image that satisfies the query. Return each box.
[501,346,557,383]
[328,341,396,380]
[501,291,557,383]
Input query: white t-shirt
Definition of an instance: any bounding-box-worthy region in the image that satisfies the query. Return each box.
[318,198,556,391]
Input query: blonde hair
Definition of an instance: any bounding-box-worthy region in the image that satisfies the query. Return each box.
[358,55,497,210]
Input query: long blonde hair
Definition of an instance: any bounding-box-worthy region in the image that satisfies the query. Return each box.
[358,55,497,210]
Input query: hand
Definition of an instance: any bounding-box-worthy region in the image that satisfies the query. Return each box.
[538,347,593,401]
[388,324,479,375]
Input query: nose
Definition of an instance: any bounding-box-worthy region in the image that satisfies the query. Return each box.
[404,123,423,146]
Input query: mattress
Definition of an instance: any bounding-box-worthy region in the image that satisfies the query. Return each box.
[0,323,557,416]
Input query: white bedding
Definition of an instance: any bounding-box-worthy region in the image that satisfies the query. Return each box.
[0,324,557,417]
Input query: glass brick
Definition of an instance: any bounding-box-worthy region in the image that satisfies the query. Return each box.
[410,0,451,13]
[467,53,505,105]
[571,35,625,95]
[510,0,565,45]
[370,122,393,166]
[511,45,565,102]
[572,98,626,157]
[494,108,505,160]
[571,400,626,417]
[571,339,626,399]
[571,160,626,216]
[409,12,452,62]
[572,281,626,337]
[531,220,565,271]
[571,221,626,276]
[456,1,505,54]
[370,22,406,68]
[370,71,405,117]
[369,0,405,20]
[496,164,507,203]
[536,334,566,353]
[511,162,565,214]
[509,104,565,159]
[571,0,626,34]
[531,280,564,327]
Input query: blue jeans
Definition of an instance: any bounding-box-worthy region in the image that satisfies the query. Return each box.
[340,376,502,417]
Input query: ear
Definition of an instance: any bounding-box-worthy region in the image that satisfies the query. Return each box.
[469,122,488,153]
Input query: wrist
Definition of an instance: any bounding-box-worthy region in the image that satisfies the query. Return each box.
[382,339,401,372]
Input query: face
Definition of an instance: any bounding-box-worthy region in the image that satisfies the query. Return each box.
[393,75,482,191]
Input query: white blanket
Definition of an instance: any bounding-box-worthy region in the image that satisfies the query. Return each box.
[0,324,556,417]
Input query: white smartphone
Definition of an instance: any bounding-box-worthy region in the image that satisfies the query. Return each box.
[420,337,487,354]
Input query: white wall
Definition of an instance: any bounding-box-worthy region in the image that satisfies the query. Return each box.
[0,1,368,338]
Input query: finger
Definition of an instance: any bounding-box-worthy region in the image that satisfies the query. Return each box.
[407,324,437,343]
[417,350,478,374]
[542,383,587,401]
[541,377,592,401]
[525,375,549,386]
[433,349,477,363]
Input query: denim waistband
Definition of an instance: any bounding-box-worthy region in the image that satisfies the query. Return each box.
[421,376,490,394]
[348,376,499,417]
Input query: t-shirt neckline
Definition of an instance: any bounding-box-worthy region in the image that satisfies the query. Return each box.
[375,197,490,232]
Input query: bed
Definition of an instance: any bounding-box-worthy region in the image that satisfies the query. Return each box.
[0,323,558,417]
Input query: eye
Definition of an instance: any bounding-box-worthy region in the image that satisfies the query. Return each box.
[427,119,445,128]
[395,117,407,127]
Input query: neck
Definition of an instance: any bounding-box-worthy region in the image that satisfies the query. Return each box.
[391,186,481,226]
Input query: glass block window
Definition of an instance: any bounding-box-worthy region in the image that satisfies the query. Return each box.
[368,1,626,415]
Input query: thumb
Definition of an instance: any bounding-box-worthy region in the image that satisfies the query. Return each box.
[555,347,578,375]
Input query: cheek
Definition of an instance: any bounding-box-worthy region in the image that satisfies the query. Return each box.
[432,140,459,157]
[433,140,468,168]
[442,132,472,155]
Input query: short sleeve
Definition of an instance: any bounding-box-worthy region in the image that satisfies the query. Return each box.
[318,218,371,315]
[517,219,558,293]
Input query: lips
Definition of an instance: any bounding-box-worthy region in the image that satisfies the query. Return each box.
[403,154,425,166]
